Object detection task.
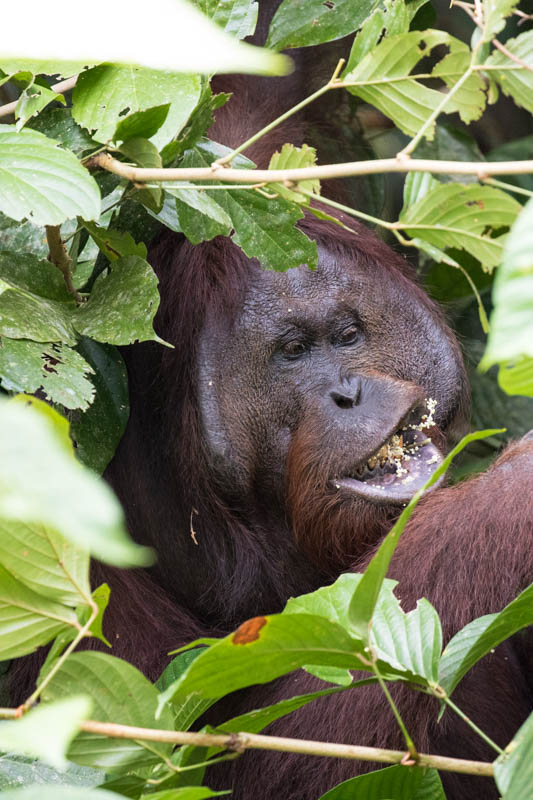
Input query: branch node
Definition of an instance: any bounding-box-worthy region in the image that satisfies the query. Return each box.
[45,225,83,304]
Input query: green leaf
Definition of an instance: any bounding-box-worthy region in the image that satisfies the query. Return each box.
[43,652,174,772]
[399,183,521,271]
[286,573,441,684]
[82,222,147,262]
[266,0,379,50]
[317,765,445,800]
[0,755,103,792]
[1,0,289,76]
[268,143,320,203]
[486,31,533,114]
[0,787,130,800]
[482,197,533,368]
[482,0,520,41]
[498,356,533,397]
[113,104,171,143]
[156,648,213,731]
[27,107,97,155]
[345,0,430,71]
[179,141,317,270]
[0,125,100,225]
[0,518,90,606]
[0,697,92,770]
[158,612,412,713]
[162,86,230,163]
[342,31,485,138]
[143,789,229,800]
[156,648,207,692]
[73,66,201,150]
[402,172,440,208]
[120,138,164,212]
[169,184,232,244]
[73,255,166,346]
[0,211,49,258]
[0,397,152,567]
[495,709,533,800]
[0,562,80,659]
[197,0,258,39]
[15,81,66,130]
[439,582,533,696]
[0,338,95,410]
[348,429,504,643]
[68,339,130,475]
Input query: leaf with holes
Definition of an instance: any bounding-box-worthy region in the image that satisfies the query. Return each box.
[72,66,202,148]
[267,0,379,50]
[0,125,100,225]
[399,183,521,271]
[73,256,167,346]
[486,31,533,116]
[0,338,95,410]
[198,0,258,39]
[342,31,485,138]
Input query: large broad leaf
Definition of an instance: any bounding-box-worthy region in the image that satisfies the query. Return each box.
[498,357,533,398]
[482,198,533,368]
[196,0,258,39]
[342,31,485,138]
[68,338,130,475]
[0,518,90,606]
[0,697,92,770]
[486,31,533,114]
[318,765,446,800]
[0,397,151,567]
[266,0,379,50]
[438,582,533,696]
[0,338,95,410]
[73,67,201,149]
[0,125,100,225]
[144,790,229,800]
[176,141,317,270]
[0,563,79,659]
[73,256,167,347]
[495,710,533,800]
[43,652,175,772]
[399,183,521,271]
[28,107,97,155]
[0,755,103,792]
[0,787,133,800]
[285,573,441,685]
[0,0,289,76]
[82,222,147,263]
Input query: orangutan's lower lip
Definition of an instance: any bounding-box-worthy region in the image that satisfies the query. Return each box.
[332,429,444,505]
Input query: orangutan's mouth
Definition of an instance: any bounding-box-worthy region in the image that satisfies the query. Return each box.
[333,401,444,505]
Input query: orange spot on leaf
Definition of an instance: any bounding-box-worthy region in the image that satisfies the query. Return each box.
[232,616,267,645]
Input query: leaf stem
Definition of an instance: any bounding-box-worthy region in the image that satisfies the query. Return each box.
[373,664,418,760]
[443,696,503,755]
[45,225,83,303]
[22,601,98,710]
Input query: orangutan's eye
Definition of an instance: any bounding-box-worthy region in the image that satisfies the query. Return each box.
[282,340,308,359]
[338,325,359,346]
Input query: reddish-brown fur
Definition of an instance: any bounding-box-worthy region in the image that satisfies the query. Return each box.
[10,5,533,797]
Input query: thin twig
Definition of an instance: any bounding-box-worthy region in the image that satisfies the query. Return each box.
[0,75,78,119]
[491,37,533,73]
[85,151,533,185]
[72,719,495,776]
[45,225,83,303]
